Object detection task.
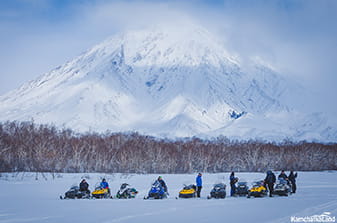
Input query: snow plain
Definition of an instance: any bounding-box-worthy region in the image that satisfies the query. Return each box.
[0,172,336,223]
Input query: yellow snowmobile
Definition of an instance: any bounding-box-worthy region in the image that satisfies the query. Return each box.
[178,184,196,198]
[247,181,268,198]
[92,183,111,199]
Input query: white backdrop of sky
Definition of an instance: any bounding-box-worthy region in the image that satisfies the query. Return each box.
[0,0,336,111]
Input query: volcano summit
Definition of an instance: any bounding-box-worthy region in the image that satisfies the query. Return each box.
[0,23,336,141]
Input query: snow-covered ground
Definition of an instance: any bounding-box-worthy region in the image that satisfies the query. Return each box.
[0,172,336,223]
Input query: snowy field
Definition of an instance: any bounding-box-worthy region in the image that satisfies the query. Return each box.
[0,172,336,223]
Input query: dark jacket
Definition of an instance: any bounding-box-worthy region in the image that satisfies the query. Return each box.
[196,175,202,187]
[288,172,297,183]
[230,174,237,185]
[265,172,276,184]
[158,179,168,192]
[79,181,89,191]
[278,173,288,180]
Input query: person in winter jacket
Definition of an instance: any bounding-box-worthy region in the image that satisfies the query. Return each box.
[278,170,288,181]
[230,172,238,196]
[264,170,276,197]
[288,171,298,193]
[157,176,168,193]
[196,173,202,198]
[79,179,90,194]
[100,178,110,194]
[100,178,109,189]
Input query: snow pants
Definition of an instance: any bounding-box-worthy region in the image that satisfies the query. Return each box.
[196,186,202,197]
[267,183,274,197]
[291,181,296,193]
[230,184,236,196]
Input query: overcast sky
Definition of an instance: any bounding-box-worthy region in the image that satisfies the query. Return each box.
[0,0,336,111]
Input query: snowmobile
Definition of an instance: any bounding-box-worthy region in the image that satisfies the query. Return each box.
[178,184,197,198]
[91,183,111,199]
[207,183,226,199]
[60,185,91,199]
[273,178,292,196]
[144,180,167,199]
[234,181,249,196]
[247,180,268,198]
[115,183,138,199]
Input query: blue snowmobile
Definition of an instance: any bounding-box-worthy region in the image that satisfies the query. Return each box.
[144,180,167,199]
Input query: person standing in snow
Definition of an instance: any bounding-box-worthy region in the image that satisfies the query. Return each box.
[196,173,202,198]
[229,172,237,196]
[288,171,298,193]
[264,170,276,197]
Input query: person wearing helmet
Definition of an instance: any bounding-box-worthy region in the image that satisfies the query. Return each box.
[157,176,168,193]
[264,170,276,197]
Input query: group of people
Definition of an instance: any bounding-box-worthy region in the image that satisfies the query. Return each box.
[78,171,297,198]
[230,170,298,197]
[78,178,110,194]
[152,174,202,197]
[78,175,201,197]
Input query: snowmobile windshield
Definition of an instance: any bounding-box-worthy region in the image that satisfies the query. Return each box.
[152,181,161,188]
[277,178,287,184]
[252,181,264,187]
[94,182,103,190]
[213,183,225,188]
[238,182,247,186]
[183,184,195,189]
[70,185,79,190]
[120,183,129,189]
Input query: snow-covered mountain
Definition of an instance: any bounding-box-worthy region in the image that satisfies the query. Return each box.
[0,23,336,142]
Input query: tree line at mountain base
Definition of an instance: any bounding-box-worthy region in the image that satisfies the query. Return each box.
[0,121,336,173]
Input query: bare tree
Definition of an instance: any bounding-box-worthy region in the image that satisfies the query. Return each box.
[0,121,336,173]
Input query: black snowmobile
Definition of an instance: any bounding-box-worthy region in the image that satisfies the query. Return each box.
[207,183,226,199]
[273,178,292,196]
[60,185,91,199]
[116,183,138,199]
[234,181,249,196]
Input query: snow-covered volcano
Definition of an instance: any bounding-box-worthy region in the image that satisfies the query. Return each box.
[0,23,336,141]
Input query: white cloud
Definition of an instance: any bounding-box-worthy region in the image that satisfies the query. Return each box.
[0,0,336,112]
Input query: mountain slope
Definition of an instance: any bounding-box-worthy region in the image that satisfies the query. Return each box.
[0,23,336,142]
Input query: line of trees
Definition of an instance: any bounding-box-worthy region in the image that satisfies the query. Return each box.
[0,121,336,173]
